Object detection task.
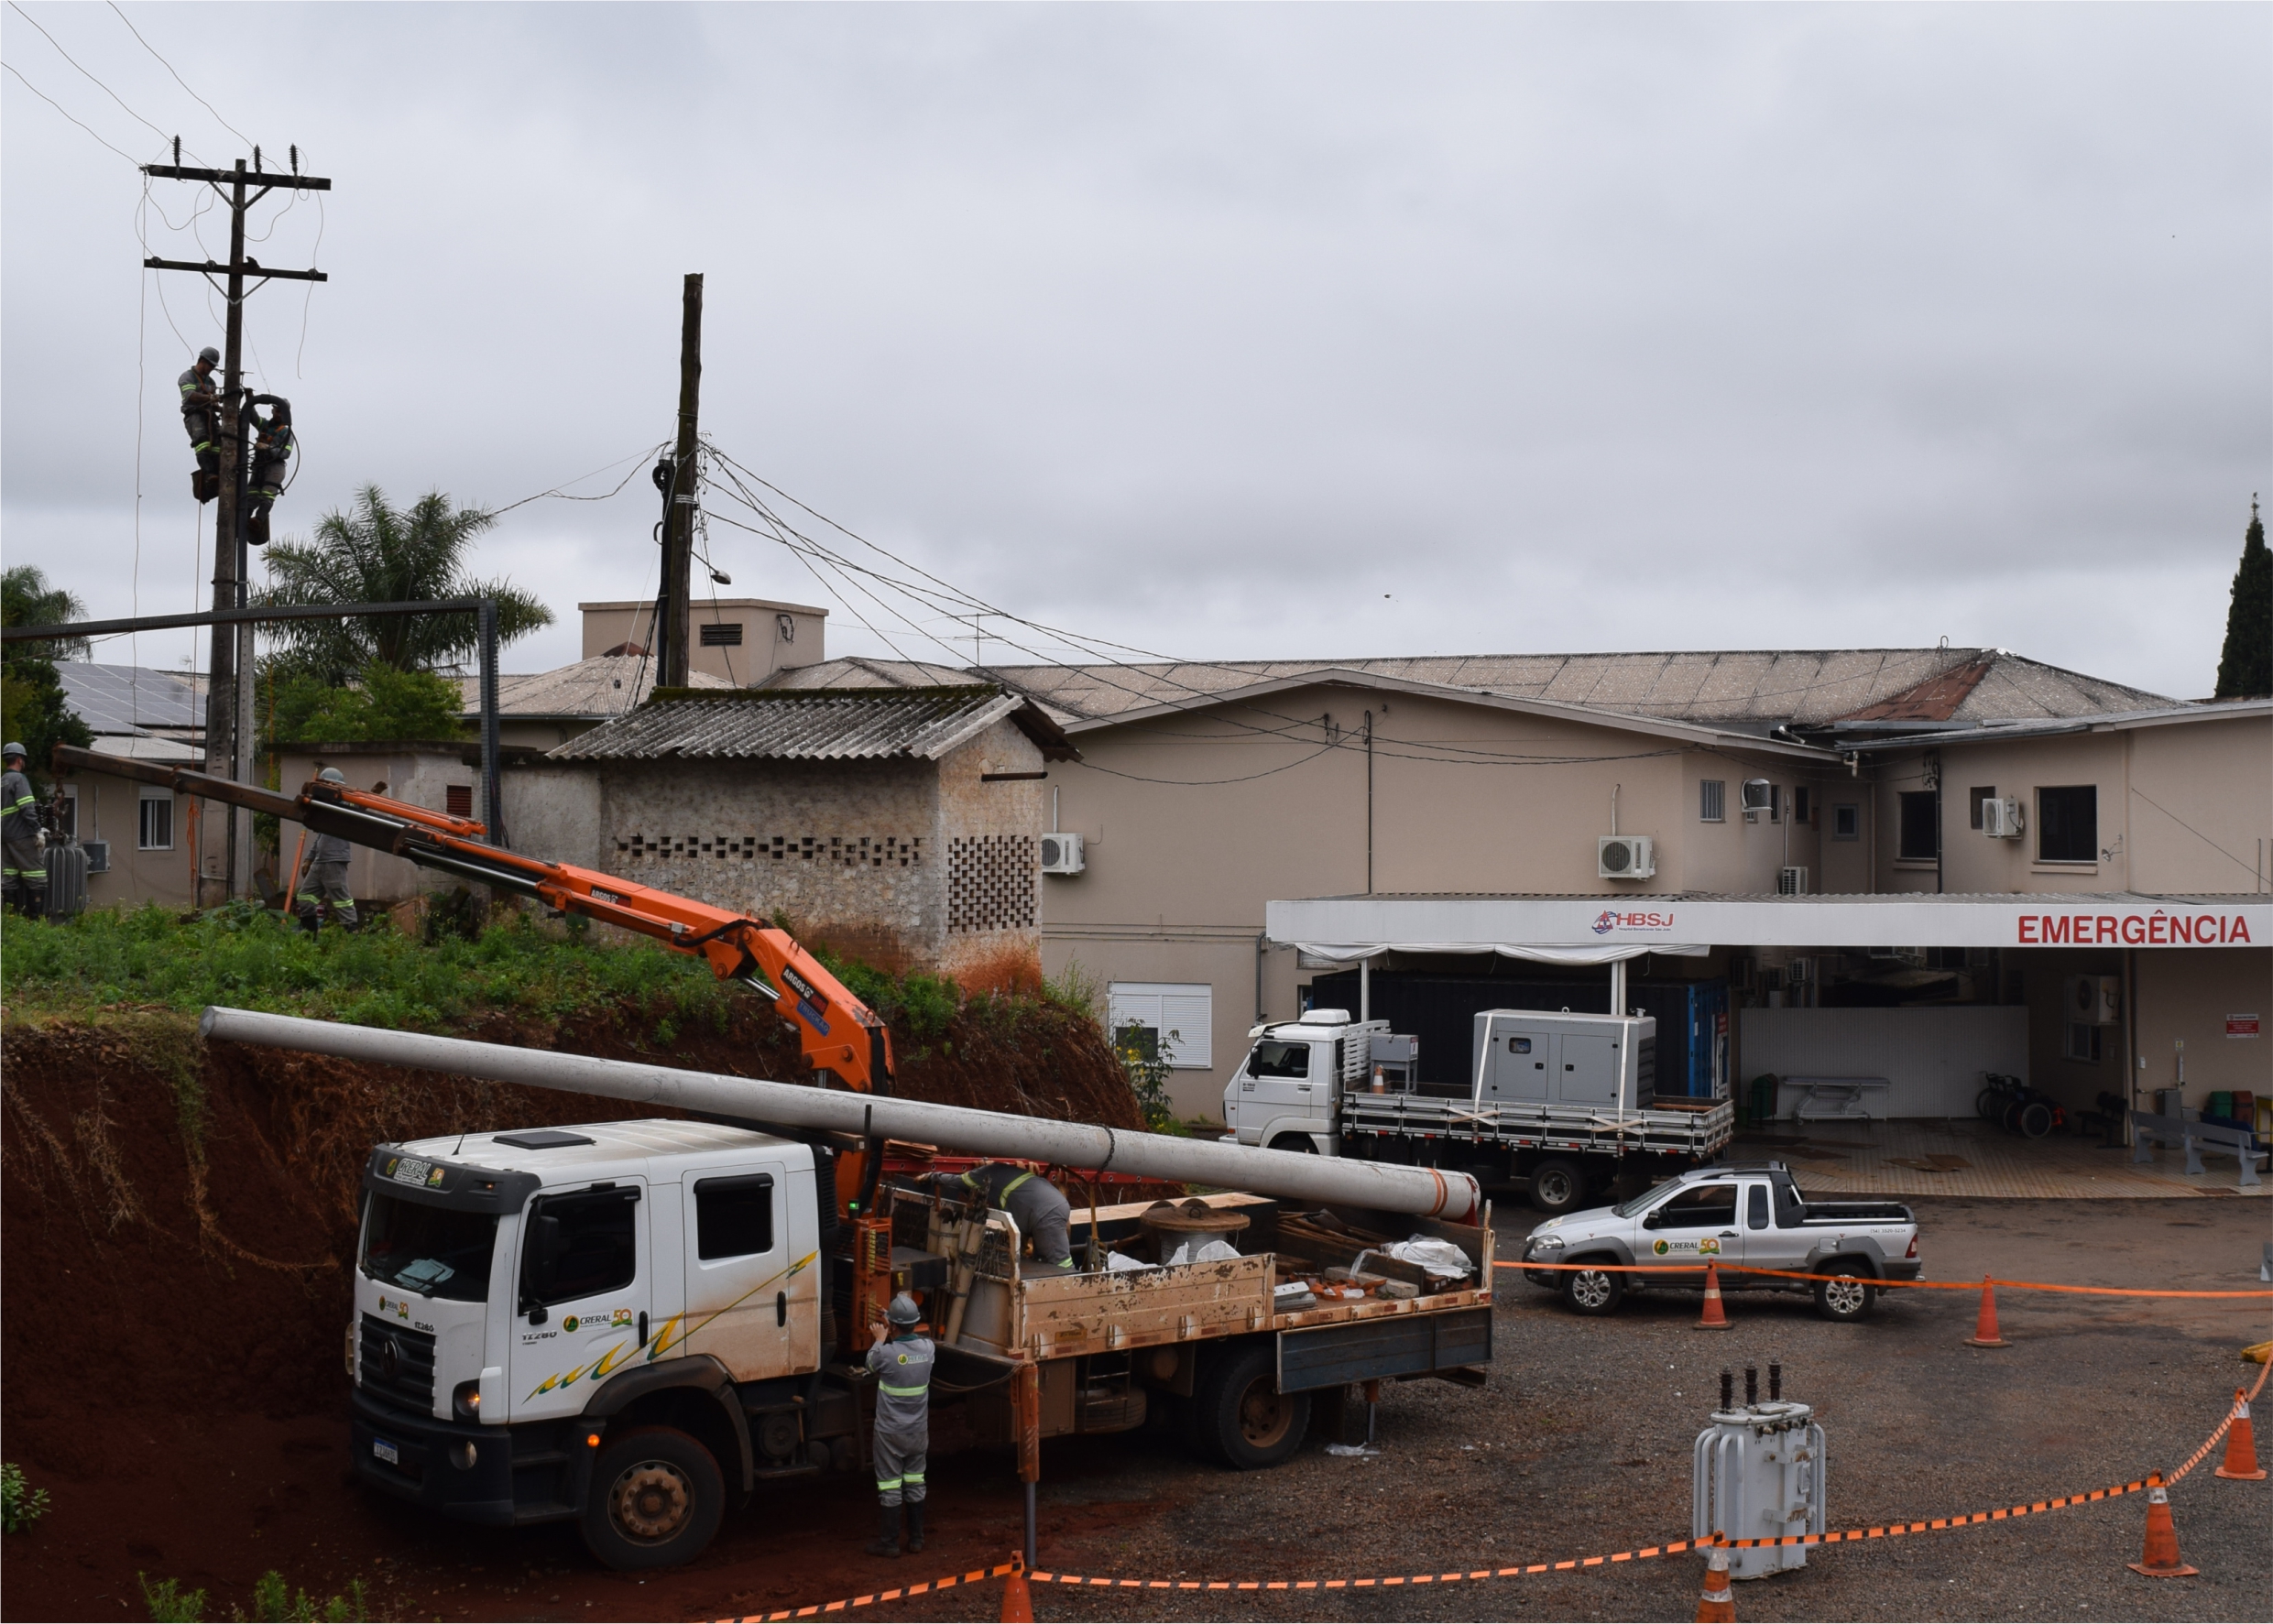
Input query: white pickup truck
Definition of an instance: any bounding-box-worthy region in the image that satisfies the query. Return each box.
[1517,1161,1920,1321]
[1223,1008,1734,1214]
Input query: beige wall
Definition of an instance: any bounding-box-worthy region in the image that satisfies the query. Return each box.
[2134,948,2272,1108]
[579,599,826,687]
[52,764,199,911]
[1038,681,1822,1117]
[2125,717,2273,894]
[275,744,483,902]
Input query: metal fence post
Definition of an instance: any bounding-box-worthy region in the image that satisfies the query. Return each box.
[479,597,503,847]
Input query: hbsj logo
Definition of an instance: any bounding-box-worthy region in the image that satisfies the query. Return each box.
[1592,910,1619,935]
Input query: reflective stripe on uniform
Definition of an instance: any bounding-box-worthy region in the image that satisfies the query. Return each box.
[902,1472,924,1485]
[874,1477,902,1490]
[1000,1171,1035,1199]
[879,1382,929,1398]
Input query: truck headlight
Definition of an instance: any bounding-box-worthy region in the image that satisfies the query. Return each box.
[448,1440,479,1471]
[1527,1236,1564,1259]
[452,1379,484,1422]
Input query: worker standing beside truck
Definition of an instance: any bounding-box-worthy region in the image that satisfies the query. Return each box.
[296,768,361,932]
[864,1293,933,1559]
[934,1161,1077,1270]
[1,744,46,919]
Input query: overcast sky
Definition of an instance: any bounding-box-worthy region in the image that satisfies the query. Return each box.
[5,4,2267,698]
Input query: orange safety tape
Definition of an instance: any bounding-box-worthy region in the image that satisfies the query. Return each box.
[711,1372,2268,1620]
[721,1561,1019,1622]
[1493,1259,2273,1298]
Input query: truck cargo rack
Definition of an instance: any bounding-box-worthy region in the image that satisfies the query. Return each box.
[1340,1092,1734,1161]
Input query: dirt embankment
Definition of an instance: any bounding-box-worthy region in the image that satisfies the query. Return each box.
[0,994,1141,1619]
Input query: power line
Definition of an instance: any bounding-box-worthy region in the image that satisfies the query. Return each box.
[487,443,669,518]
[104,0,250,149]
[2,59,141,165]
[5,0,176,148]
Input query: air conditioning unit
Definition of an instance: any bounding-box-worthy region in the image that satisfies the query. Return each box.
[1741,779,1776,820]
[1983,796,2026,839]
[82,840,110,874]
[1039,833,1085,875]
[2066,974,2120,1027]
[1598,834,1655,879]
[1778,866,1809,895]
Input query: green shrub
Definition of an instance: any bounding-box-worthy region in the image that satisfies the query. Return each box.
[243,1568,366,1622]
[139,1575,206,1623]
[0,1462,49,1533]
[1114,1021,1177,1133]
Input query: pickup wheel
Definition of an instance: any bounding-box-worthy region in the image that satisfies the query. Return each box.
[1190,1342,1311,1470]
[580,1426,726,1571]
[1527,1158,1585,1215]
[1561,1260,1624,1316]
[1811,1263,1876,1323]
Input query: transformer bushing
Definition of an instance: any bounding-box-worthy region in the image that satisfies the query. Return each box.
[1693,1364,1825,1579]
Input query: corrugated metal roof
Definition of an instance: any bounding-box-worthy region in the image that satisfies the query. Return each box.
[763,648,2170,731]
[452,654,734,722]
[549,685,1075,763]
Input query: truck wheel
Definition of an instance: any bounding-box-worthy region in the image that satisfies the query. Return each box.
[1191,1342,1311,1470]
[1267,1135,1317,1154]
[1811,1264,1875,1323]
[580,1426,726,1571]
[1527,1158,1585,1215]
[1561,1261,1624,1316]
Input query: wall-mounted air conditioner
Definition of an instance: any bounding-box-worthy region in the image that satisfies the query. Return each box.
[2066,974,2120,1027]
[1778,866,1809,895]
[1741,779,1776,821]
[82,840,111,875]
[1983,796,2026,839]
[1598,834,1655,879]
[1039,833,1085,875]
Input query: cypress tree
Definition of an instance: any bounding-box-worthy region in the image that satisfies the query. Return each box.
[2214,496,2271,700]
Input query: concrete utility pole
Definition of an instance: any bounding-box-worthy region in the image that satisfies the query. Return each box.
[142,147,331,900]
[658,272,704,690]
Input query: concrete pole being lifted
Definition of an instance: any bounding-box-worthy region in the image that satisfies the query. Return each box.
[198,1007,1482,1222]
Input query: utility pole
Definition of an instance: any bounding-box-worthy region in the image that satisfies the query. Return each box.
[659,272,703,690]
[142,147,330,901]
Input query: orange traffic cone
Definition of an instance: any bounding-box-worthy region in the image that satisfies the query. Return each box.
[1694,1543,1735,1622]
[2125,1484,2199,1578]
[1964,1276,2010,1348]
[2215,1390,2267,1480]
[1696,1263,1732,1330]
[1000,1555,1033,1623]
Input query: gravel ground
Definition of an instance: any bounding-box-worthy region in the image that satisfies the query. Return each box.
[823,1195,2273,1624]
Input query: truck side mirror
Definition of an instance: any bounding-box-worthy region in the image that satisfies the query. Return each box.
[523,1214,562,1314]
[1641,1211,1664,1230]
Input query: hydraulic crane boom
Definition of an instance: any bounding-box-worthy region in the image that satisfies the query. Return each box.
[52,745,894,1095]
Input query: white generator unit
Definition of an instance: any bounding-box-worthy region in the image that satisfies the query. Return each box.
[1598,834,1655,879]
[1039,833,1085,875]
[1694,1364,1824,1580]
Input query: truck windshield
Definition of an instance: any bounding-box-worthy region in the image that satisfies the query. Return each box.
[1246,1041,1311,1080]
[362,1193,497,1302]
[1613,1182,1674,1218]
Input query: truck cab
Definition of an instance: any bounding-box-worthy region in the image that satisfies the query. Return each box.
[351,1119,847,1568]
[1221,1009,1394,1154]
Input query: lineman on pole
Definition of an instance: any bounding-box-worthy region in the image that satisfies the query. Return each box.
[243,394,293,544]
[179,345,222,502]
[865,1293,933,1559]
[931,1161,1079,1270]
[295,768,362,932]
[1,745,47,919]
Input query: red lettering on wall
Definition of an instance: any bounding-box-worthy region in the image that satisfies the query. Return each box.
[2096,915,2119,944]
[2170,915,2191,944]
[2041,916,2070,944]
[2018,917,2039,943]
[2121,916,2146,945]
[2234,917,2252,943]
[2198,914,2220,943]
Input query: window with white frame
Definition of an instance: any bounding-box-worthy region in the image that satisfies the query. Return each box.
[1107,982,1213,1070]
[137,789,174,851]
[1699,780,1725,823]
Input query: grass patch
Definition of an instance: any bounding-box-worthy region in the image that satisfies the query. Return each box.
[1,1462,49,1533]
[1,903,737,1034]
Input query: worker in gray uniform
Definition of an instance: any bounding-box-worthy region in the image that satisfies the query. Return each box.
[180,345,221,500]
[242,394,293,544]
[934,1161,1078,1271]
[295,768,361,932]
[864,1293,933,1559]
[1,744,46,920]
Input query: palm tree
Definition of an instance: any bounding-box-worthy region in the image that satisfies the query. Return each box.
[257,485,552,679]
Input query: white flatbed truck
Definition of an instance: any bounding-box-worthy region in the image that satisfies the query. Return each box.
[1225,1007,1735,1213]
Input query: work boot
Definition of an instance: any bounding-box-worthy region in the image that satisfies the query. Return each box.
[904,1500,925,1554]
[865,1501,902,1558]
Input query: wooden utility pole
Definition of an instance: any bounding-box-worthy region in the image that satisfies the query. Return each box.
[659,272,704,690]
[142,149,330,899]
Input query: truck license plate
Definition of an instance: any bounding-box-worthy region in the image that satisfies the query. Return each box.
[372,1438,399,1466]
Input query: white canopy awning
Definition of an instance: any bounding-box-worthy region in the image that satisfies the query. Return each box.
[1269,892,2271,953]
